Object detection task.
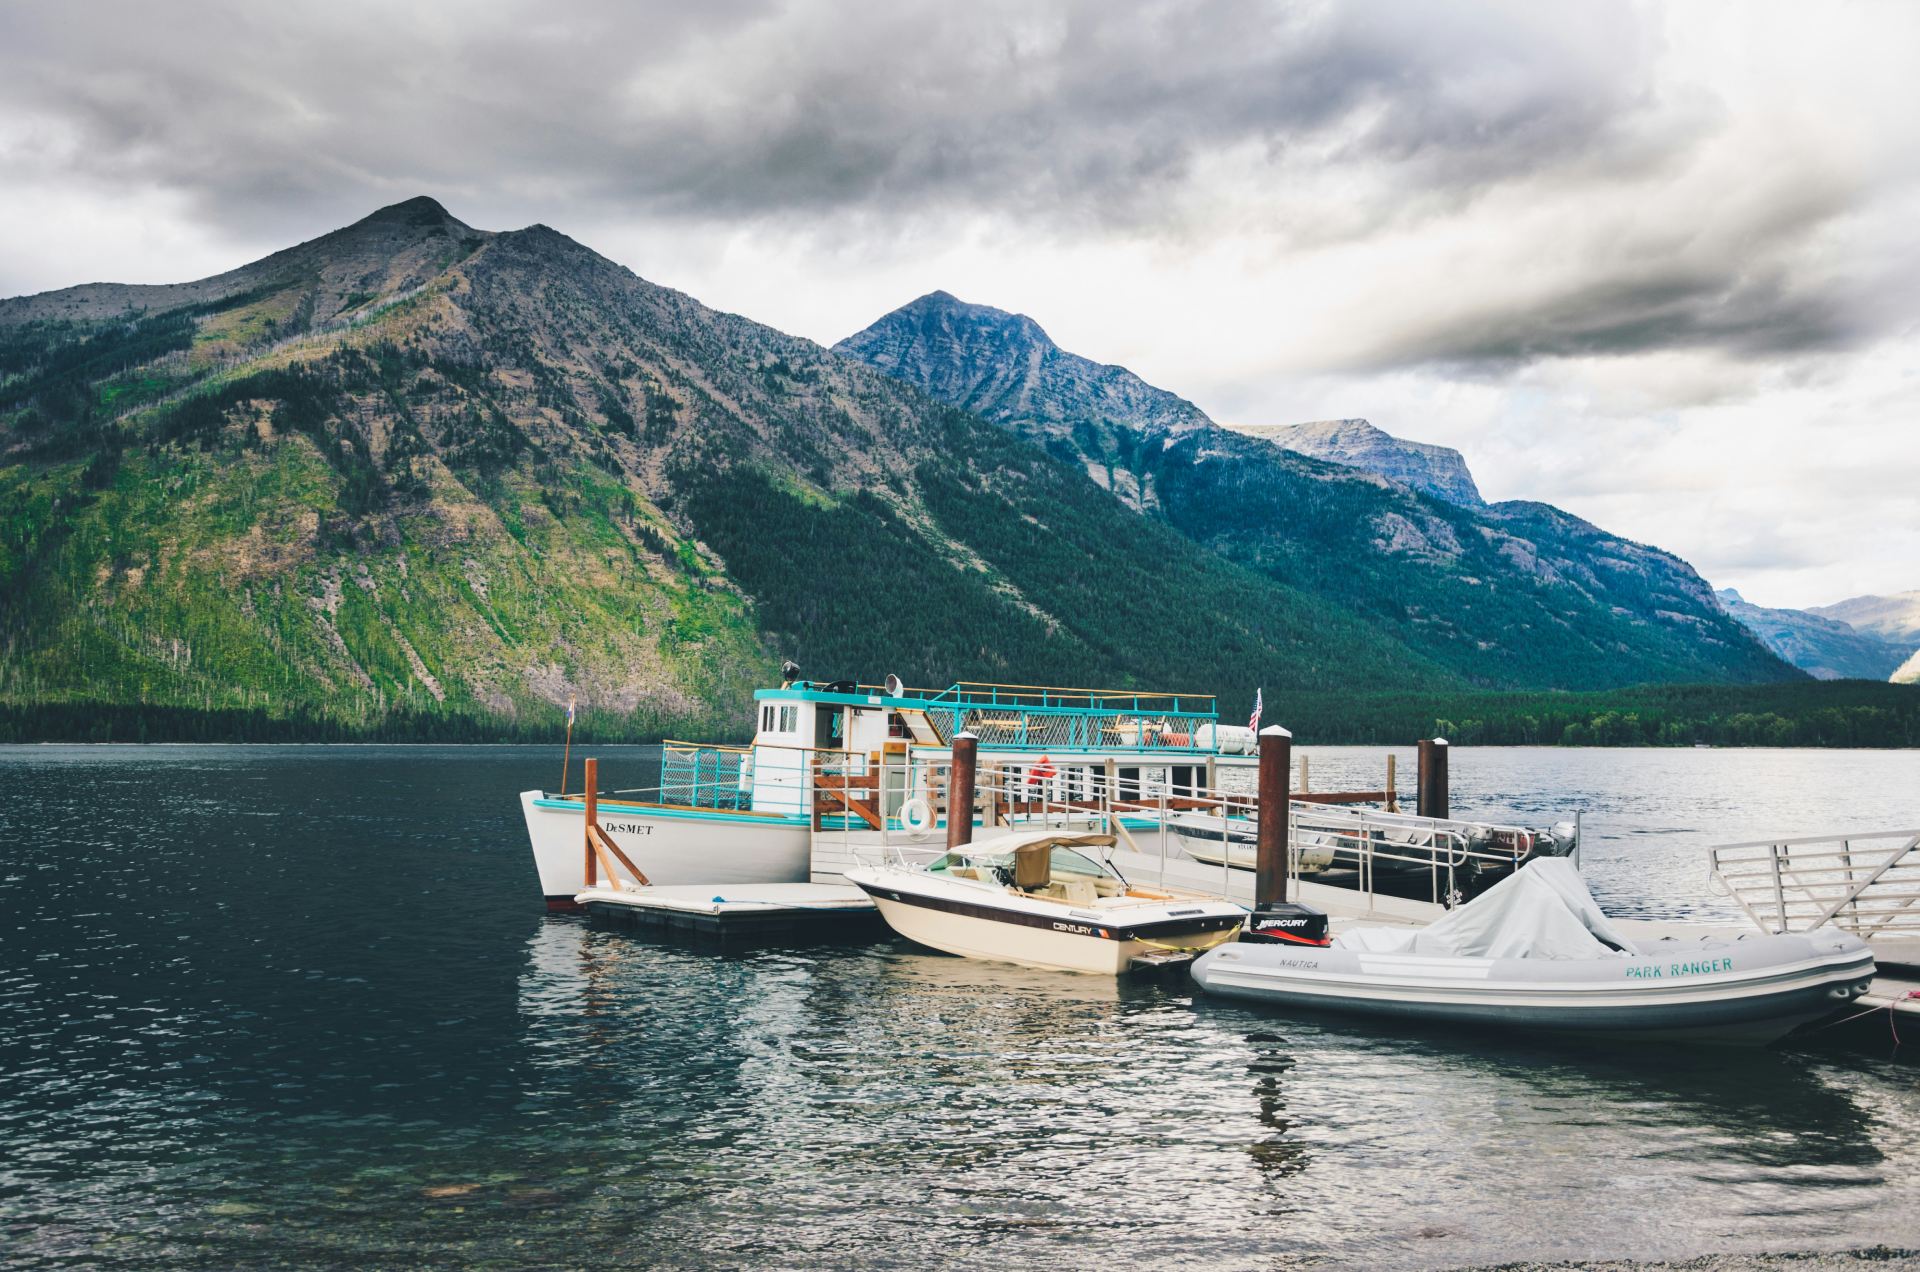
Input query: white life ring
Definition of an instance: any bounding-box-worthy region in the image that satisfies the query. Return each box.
[900,796,934,838]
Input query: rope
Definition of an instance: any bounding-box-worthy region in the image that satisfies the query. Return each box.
[1805,1002,1895,1033]
[704,896,873,912]
[1800,988,1918,1047]
[1893,990,1920,1048]
[1130,927,1243,957]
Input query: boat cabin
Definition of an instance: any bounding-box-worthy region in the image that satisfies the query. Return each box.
[655,676,1252,822]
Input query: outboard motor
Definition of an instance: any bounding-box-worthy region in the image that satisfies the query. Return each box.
[1243,902,1330,947]
[1525,820,1580,861]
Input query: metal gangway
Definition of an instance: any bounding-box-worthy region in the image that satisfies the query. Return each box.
[1708,829,1920,944]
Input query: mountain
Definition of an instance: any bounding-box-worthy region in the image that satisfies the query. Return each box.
[0,196,486,329]
[1228,418,1485,508]
[1895,649,1920,686]
[1715,589,1910,681]
[1810,592,1920,648]
[835,290,1209,512]
[1,198,1459,737]
[837,291,1796,692]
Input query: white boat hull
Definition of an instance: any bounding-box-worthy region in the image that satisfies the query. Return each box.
[847,866,1245,975]
[521,791,810,909]
[1172,819,1337,873]
[1191,930,1877,1044]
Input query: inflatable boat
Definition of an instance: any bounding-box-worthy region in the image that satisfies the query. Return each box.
[1190,860,1875,1044]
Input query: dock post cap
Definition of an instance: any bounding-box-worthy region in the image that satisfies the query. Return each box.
[1431,736,1449,746]
[954,730,978,741]
[1259,725,1292,738]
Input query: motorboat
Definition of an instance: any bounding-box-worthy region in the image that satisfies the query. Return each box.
[1170,812,1333,872]
[1190,859,1875,1044]
[1174,808,1579,903]
[845,830,1247,975]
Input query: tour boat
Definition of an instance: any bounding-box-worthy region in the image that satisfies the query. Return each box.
[521,672,1576,914]
[522,674,1252,909]
[844,830,1247,974]
[1190,860,1876,1044]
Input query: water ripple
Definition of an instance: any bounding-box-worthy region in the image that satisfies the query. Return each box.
[1,743,1916,1269]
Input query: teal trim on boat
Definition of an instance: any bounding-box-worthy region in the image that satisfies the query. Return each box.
[531,798,810,826]
[534,799,1163,835]
[752,680,1224,754]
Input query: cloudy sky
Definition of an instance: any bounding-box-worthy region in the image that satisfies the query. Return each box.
[2,0,1915,608]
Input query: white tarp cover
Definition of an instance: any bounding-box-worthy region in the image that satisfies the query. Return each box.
[1336,859,1638,960]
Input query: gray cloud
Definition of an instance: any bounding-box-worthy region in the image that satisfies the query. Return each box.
[0,0,1913,374]
[0,2,1667,230]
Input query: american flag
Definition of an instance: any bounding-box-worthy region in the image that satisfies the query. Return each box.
[1248,688,1262,734]
[566,698,576,726]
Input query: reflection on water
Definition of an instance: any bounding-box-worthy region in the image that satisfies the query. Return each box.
[1,744,1916,1269]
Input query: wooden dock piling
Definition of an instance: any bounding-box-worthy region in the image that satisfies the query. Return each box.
[947,732,978,850]
[1417,737,1449,820]
[1256,726,1292,906]
[580,756,650,891]
[583,757,599,888]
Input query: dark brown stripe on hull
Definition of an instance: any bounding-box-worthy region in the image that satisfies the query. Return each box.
[545,896,583,913]
[854,882,1242,941]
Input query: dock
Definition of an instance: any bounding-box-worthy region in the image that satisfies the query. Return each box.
[578,883,883,939]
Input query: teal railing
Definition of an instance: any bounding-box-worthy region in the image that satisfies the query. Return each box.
[914,682,1220,754]
[659,745,750,810]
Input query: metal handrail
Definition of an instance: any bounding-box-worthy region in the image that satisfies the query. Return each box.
[1712,828,1920,851]
[849,755,1540,910]
[1708,829,1920,938]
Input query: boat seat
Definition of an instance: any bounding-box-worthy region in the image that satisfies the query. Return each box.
[1041,876,1099,906]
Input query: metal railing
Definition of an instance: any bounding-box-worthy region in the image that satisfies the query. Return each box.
[907,682,1224,754]
[658,742,752,811]
[845,756,1551,909]
[1708,829,1920,939]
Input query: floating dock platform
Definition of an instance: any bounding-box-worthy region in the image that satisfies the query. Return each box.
[577,883,883,940]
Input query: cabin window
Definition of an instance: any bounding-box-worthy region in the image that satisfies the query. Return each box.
[778,705,798,733]
[887,712,907,739]
[761,705,774,732]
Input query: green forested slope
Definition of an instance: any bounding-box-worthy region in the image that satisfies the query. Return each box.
[838,291,1798,691]
[2,198,1464,740]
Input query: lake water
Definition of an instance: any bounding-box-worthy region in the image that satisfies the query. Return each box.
[1,743,1916,1269]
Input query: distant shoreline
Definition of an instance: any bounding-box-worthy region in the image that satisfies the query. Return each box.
[11,687,1904,749]
[3,677,1917,748]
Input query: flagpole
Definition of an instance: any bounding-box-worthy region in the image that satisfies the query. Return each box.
[560,698,576,796]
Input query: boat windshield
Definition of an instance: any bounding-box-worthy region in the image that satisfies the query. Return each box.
[926,845,1117,880]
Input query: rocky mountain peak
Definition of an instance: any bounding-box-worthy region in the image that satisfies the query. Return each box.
[835,292,1210,440]
[0,193,489,327]
[1229,418,1487,508]
[356,194,460,227]
[1810,591,1920,646]
[1715,587,1912,681]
